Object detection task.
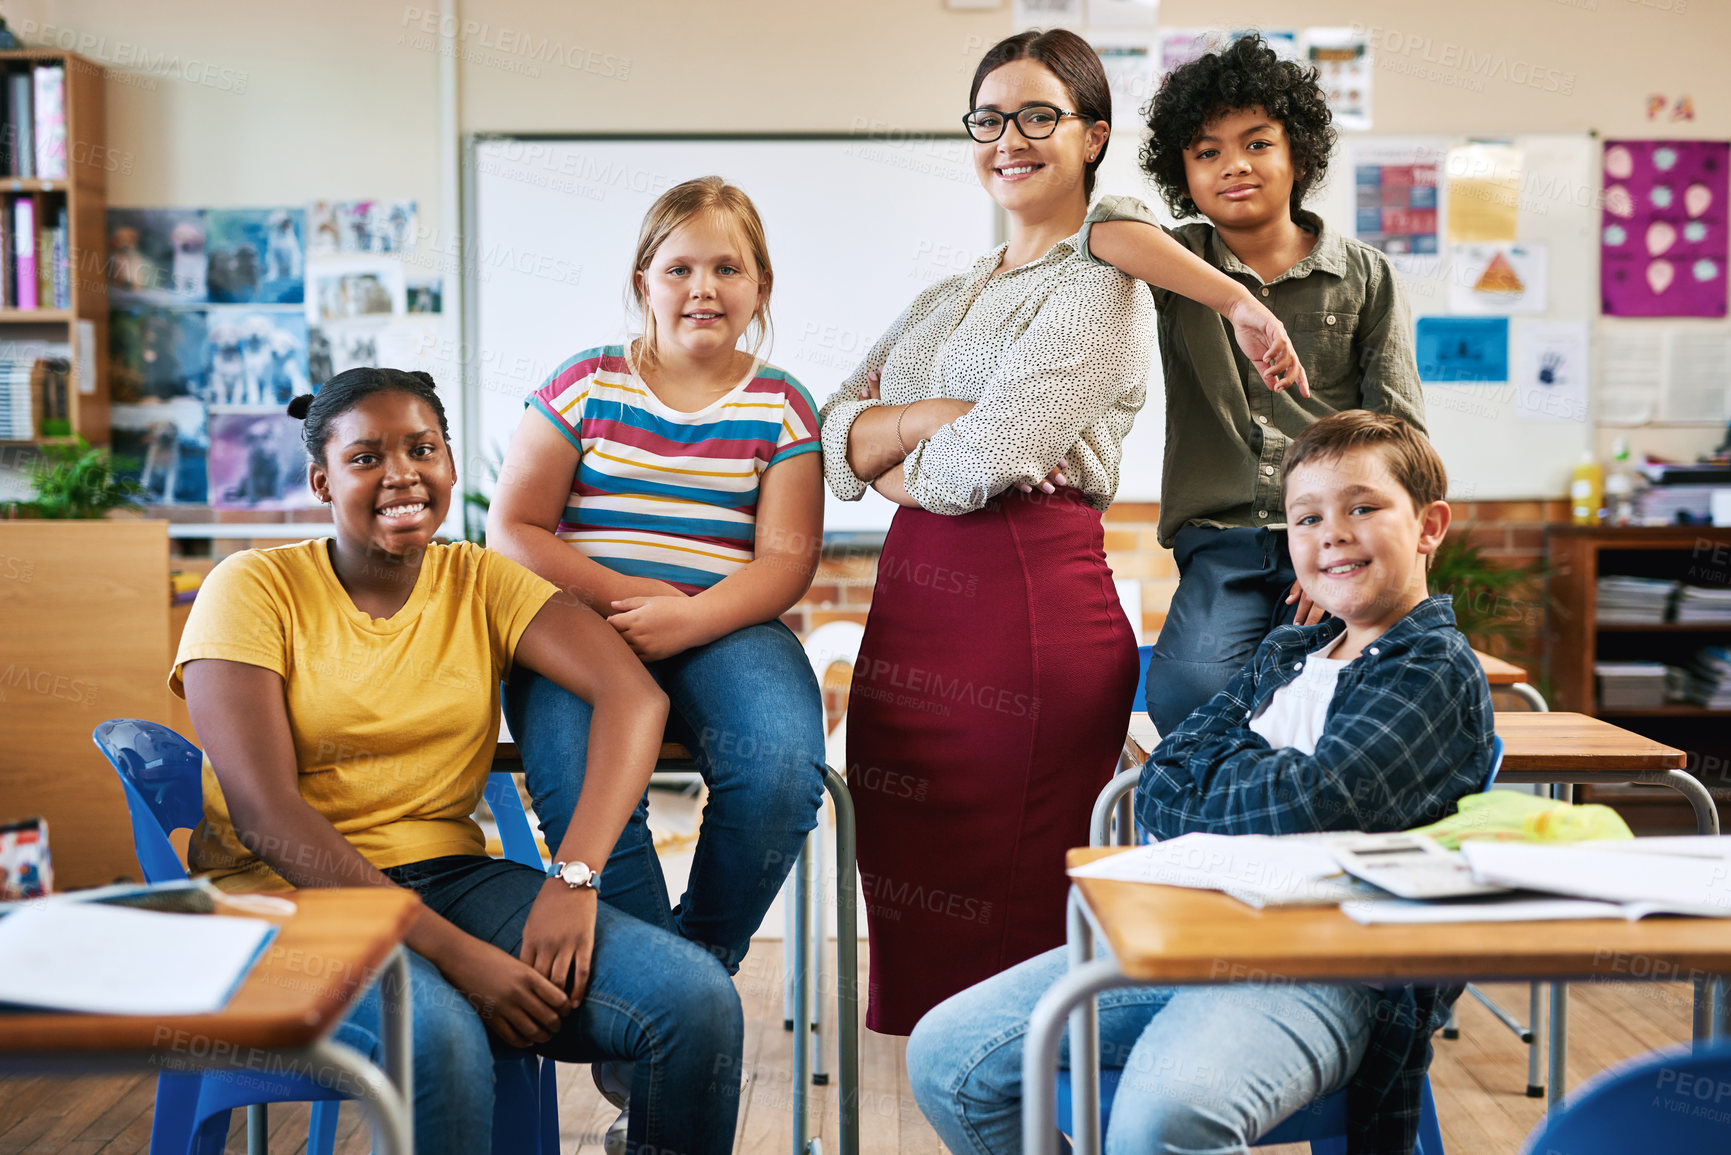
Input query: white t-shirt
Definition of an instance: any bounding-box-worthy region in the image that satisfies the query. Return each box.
[1248,634,1351,754]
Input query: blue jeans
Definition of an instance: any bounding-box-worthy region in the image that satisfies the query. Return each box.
[907,946,1377,1155]
[333,855,743,1155]
[504,620,827,973]
[1146,526,1299,736]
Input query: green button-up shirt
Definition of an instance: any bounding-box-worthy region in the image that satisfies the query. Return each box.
[1079,195,1426,547]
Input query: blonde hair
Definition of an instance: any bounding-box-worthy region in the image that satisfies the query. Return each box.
[626,176,774,376]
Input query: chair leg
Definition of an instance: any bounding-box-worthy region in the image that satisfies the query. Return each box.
[247,1103,268,1155]
[308,1101,341,1155]
[811,824,830,1086]
[783,865,798,1031]
[1527,982,1546,1097]
[147,1072,203,1155]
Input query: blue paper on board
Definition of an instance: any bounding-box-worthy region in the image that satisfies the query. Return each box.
[1414,317,1509,383]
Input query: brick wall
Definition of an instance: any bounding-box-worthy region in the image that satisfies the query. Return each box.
[169,497,1566,726]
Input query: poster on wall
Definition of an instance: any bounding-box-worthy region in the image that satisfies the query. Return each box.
[1012,0,1082,28]
[106,209,207,305]
[1093,39,1158,124]
[207,409,316,510]
[1301,27,1371,131]
[1414,316,1509,383]
[1445,143,1523,244]
[1352,141,1443,264]
[203,308,311,406]
[110,398,208,505]
[207,208,306,305]
[1510,320,1589,424]
[1600,139,1729,318]
[1448,243,1548,315]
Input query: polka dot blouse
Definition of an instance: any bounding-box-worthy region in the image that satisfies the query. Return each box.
[817,232,1156,516]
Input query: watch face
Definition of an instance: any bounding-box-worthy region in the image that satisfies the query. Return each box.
[560,861,594,888]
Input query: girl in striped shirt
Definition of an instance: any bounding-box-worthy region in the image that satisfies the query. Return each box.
[488,178,827,993]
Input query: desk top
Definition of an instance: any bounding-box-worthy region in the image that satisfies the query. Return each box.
[1068,846,1731,984]
[1473,649,1529,685]
[1494,711,1687,772]
[0,888,420,1055]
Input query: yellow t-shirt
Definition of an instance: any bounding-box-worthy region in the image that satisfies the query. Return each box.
[169,539,558,893]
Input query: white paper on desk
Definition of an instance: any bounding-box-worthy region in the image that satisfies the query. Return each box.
[1462,842,1731,917]
[1067,833,1373,906]
[1575,836,1731,860]
[0,901,277,1015]
[1341,895,1629,925]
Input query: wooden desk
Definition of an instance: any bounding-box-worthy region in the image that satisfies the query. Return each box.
[1026,848,1731,1155]
[0,888,421,1154]
[1493,711,1713,834]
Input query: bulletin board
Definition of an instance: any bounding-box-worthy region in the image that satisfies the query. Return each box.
[1092,132,1599,502]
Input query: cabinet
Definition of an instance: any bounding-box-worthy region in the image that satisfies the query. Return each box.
[1545,525,1731,824]
[0,49,107,445]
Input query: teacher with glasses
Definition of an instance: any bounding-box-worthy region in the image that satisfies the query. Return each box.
[817,28,1305,1034]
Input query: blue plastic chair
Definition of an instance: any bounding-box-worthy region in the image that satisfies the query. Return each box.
[1522,1041,1731,1153]
[92,719,559,1155]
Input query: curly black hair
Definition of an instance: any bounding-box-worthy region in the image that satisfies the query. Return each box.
[286,367,450,466]
[1140,33,1336,220]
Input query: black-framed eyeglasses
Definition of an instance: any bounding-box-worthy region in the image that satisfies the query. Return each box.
[961,103,1091,143]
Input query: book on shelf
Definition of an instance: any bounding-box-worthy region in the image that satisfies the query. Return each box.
[0,341,70,441]
[5,70,31,179]
[31,64,65,181]
[1594,574,1679,624]
[14,195,36,310]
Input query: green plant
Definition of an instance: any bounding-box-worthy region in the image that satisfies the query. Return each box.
[461,445,504,545]
[1428,526,1543,651]
[24,438,146,519]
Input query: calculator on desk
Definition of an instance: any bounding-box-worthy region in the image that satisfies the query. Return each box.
[1327,832,1510,901]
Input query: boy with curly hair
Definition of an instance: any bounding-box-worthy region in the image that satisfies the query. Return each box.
[1080,34,1427,736]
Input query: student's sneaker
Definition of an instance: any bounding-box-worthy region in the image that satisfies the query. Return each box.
[593,1061,632,1155]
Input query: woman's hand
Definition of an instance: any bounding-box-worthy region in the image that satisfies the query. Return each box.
[441,935,572,1049]
[1226,296,1309,398]
[608,594,704,661]
[1017,459,1070,495]
[857,367,881,401]
[519,882,597,1007]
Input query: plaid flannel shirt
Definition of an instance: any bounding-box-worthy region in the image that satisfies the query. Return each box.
[1136,594,1495,1155]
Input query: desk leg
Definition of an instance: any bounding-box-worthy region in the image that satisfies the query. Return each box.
[380,947,413,1109]
[1547,782,1572,1112]
[791,832,813,1154]
[1067,889,1101,1155]
[303,1038,413,1155]
[1023,959,1128,1155]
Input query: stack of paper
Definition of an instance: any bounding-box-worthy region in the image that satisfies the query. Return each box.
[0,357,32,440]
[0,899,277,1015]
[1676,586,1731,624]
[1067,832,1384,908]
[1596,575,1679,624]
[1461,841,1731,917]
[1595,661,1671,710]
[1671,647,1731,708]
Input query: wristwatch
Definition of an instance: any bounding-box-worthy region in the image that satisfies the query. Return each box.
[547,860,601,890]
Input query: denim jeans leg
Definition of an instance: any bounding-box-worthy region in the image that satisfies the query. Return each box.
[1144,526,1299,735]
[656,620,827,972]
[1102,982,1377,1154]
[503,669,673,934]
[906,946,1175,1155]
[332,948,496,1155]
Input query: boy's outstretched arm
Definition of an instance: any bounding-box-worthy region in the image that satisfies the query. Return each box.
[1088,217,1310,398]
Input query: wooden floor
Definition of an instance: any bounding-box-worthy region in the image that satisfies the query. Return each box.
[0,939,1699,1154]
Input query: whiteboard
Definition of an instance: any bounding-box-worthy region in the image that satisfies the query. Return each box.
[1090,132,1597,502]
[467,135,1000,535]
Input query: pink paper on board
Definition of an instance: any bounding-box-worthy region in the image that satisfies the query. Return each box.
[1601,139,1728,317]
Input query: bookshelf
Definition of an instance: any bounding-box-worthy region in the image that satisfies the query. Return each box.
[0,49,106,446]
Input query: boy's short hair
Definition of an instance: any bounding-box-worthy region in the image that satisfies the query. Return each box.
[1140,33,1336,220]
[1279,411,1447,512]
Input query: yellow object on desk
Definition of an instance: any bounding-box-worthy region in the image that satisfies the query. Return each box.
[1411,789,1633,849]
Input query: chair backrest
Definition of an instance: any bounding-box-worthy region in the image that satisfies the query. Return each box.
[1485,734,1505,794]
[1523,1041,1731,1154]
[1133,644,1153,717]
[92,718,206,883]
[484,773,548,870]
[802,619,865,770]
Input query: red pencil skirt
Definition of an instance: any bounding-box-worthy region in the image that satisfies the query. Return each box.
[847,486,1139,1035]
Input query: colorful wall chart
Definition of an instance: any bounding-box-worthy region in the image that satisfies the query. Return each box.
[1601,139,1728,317]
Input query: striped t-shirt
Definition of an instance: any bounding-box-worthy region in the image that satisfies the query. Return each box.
[529,346,821,593]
